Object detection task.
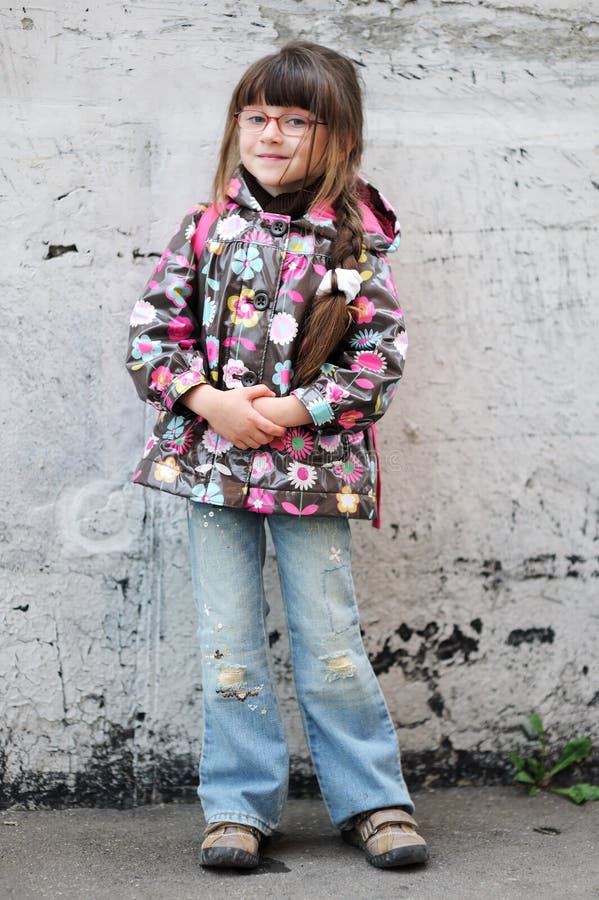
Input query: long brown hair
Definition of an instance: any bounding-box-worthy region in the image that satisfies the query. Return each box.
[213,42,365,385]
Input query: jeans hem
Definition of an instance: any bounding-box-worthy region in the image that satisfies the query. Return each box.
[204,811,278,836]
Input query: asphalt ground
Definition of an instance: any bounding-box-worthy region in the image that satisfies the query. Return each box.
[2,786,598,899]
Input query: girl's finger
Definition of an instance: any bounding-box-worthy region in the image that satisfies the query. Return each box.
[250,411,286,436]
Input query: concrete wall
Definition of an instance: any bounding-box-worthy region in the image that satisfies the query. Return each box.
[1,0,598,807]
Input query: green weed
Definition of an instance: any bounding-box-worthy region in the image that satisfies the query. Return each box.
[511,711,599,804]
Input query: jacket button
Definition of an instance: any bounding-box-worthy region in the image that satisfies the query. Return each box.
[269,220,287,237]
[241,370,258,387]
[253,291,270,310]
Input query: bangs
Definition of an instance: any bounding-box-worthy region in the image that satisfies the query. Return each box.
[234,53,323,114]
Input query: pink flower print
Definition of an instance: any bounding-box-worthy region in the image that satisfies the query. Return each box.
[268,434,287,451]
[143,435,157,457]
[324,382,349,404]
[281,501,320,516]
[352,297,376,325]
[189,353,205,375]
[222,358,247,389]
[394,331,408,359]
[132,334,162,363]
[347,431,364,445]
[164,416,194,456]
[206,336,220,370]
[173,370,203,395]
[168,316,195,347]
[333,453,364,484]
[280,289,304,305]
[245,488,275,514]
[150,247,171,278]
[227,289,260,328]
[130,299,157,326]
[250,452,275,479]
[242,227,273,246]
[216,214,248,240]
[339,409,364,430]
[226,177,241,198]
[151,366,173,394]
[354,349,387,374]
[281,253,309,284]
[305,203,336,227]
[285,427,314,460]
[384,275,399,300]
[270,312,298,346]
[288,232,315,254]
[272,360,293,395]
[317,433,341,453]
[287,461,317,491]
[202,428,233,456]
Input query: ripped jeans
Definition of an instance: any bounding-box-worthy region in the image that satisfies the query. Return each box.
[187,503,414,836]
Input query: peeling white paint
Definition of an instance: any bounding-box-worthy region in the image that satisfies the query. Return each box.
[1,0,598,804]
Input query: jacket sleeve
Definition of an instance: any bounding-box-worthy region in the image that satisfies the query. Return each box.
[291,249,407,433]
[125,208,209,413]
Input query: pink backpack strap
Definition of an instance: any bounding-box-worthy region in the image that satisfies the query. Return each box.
[370,424,382,529]
[191,203,219,258]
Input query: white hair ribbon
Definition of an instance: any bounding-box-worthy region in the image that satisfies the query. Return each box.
[315,268,363,304]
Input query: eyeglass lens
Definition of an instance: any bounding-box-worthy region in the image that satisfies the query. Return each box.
[236,111,313,136]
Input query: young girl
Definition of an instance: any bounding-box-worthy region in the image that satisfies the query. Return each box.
[126,41,428,871]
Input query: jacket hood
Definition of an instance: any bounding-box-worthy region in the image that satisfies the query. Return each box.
[225,171,401,253]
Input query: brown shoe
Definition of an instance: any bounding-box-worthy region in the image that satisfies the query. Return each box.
[200,821,262,869]
[342,807,429,868]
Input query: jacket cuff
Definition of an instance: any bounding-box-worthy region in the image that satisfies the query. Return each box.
[291,386,335,427]
[164,368,208,412]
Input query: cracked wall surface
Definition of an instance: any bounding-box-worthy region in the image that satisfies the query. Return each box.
[1,0,598,807]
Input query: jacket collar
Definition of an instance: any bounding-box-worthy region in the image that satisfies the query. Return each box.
[225,169,401,253]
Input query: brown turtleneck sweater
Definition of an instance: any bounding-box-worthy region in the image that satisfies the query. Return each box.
[241,166,324,221]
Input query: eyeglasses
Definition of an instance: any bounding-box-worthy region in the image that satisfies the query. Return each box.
[234,109,326,137]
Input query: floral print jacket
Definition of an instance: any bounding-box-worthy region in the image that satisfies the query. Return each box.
[126,172,407,521]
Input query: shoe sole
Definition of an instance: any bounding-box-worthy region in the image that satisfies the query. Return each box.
[200,846,260,869]
[368,844,430,868]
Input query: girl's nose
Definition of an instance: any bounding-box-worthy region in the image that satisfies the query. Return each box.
[261,119,282,140]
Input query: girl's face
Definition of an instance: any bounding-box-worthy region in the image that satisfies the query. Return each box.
[237,103,328,197]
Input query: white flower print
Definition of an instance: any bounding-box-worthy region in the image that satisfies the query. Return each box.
[217,214,248,240]
[270,312,298,346]
[394,331,408,359]
[203,297,216,327]
[202,428,233,456]
[222,358,247,389]
[130,299,157,326]
[287,461,317,491]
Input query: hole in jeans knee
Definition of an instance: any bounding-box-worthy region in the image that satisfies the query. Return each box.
[318,651,356,682]
[216,665,246,691]
[216,665,263,702]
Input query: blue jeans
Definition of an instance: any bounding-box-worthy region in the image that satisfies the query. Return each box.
[187,503,414,835]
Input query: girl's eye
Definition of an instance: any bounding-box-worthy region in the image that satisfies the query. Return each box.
[283,115,310,129]
[247,113,267,125]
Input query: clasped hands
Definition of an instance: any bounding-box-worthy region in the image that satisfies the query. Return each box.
[182,383,312,451]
